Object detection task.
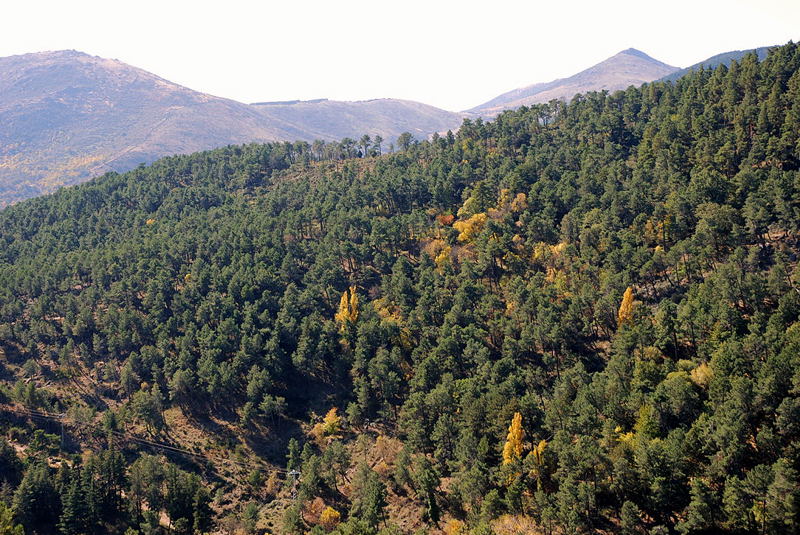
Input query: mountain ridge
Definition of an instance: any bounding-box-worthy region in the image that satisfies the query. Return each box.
[0,50,464,205]
[467,48,679,115]
[657,45,775,83]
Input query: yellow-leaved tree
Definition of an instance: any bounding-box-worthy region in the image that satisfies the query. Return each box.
[434,244,452,271]
[690,362,713,388]
[444,519,465,535]
[502,412,524,465]
[334,286,359,330]
[321,407,342,435]
[453,213,487,242]
[319,506,341,531]
[529,439,548,488]
[617,286,635,327]
[531,439,547,467]
[311,407,343,444]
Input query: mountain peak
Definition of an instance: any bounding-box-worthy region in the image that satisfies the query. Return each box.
[43,49,91,57]
[4,49,92,61]
[468,48,679,115]
[657,45,775,83]
[617,48,655,61]
[611,48,675,70]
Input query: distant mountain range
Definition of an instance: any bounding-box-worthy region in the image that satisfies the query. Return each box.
[0,45,780,205]
[0,51,463,205]
[251,98,461,145]
[467,48,679,116]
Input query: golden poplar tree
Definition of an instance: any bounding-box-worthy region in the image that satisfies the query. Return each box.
[617,286,635,327]
[530,439,548,488]
[531,439,547,467]
[335,291,349,324]
[334,286,359,330]
[502,412,524,465]
[453,213,488,242]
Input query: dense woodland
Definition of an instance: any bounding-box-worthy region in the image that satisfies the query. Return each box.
[2,42,800,534]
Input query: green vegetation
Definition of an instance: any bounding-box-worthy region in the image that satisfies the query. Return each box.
[1,42,800,534]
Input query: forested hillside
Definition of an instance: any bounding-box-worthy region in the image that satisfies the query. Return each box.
[1,42,800,535]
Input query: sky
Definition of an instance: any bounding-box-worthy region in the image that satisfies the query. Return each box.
[2,0,799,111]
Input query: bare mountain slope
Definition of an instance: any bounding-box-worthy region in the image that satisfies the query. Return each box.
[0,51,295,203]
[468,48,679,116]
[252,98,461,144]
[0,51,463,205]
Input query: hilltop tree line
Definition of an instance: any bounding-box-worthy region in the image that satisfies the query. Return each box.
[1,42,800,534]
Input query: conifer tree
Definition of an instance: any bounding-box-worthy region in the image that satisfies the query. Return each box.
[412,456,440,525]
[0,503,23,535]
[350,464,387,528]
[58,472,91,535]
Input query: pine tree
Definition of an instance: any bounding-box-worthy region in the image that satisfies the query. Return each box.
[349,464,387,528]
[767,458,800,534]
[0,502,23,535]
[0,439,22,487]
[286,438,301,471]
[13,463,60,534]
[412,457,440,525]
[676,478,716,534]
[620,500,642,535]
[193,486,214,534]
[58,471,90,535]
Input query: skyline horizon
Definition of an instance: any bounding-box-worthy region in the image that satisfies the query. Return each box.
[3,0,798,111]
[1,42,785,114]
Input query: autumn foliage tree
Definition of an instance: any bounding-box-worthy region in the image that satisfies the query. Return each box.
[319,506,341,531]
[311,407,343,443]
[453,213,488,243]
[335,286,359,332]
[502,412,524,465]
[617,286,635,328]
[321,407,342,435]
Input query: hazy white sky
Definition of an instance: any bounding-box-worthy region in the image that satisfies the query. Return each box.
[3,0,799,111]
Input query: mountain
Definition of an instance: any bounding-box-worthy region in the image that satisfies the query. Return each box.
[0,50,289,204]
[657,45,774,83]
[468,48,679,116]
[251,98,461,144]
[0,50,463,205]
[1,41,799,535]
